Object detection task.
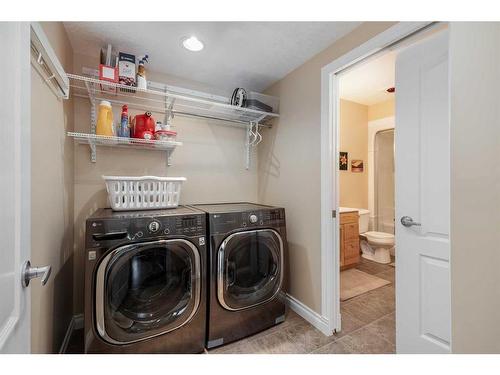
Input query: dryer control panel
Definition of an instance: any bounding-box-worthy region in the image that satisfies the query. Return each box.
[209,208,286,235]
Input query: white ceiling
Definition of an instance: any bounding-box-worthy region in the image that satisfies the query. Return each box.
[339,50,396,106]
[63,22,361,94]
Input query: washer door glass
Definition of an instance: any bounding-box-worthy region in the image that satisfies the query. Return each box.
[217,229,283,311]
[96,239,201,344]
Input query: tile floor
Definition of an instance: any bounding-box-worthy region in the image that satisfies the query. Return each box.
[65,257,395,354]
[209,257,395,354]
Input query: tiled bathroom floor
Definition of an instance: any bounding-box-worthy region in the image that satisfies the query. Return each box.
[66,258,395,354]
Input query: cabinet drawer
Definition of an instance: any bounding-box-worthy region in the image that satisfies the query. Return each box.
[344,240,360,264]
[344,223,359,241]
[340,212,358,225]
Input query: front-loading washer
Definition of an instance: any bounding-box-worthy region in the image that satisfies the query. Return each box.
[191,203,287,349]
[84,206,206,353]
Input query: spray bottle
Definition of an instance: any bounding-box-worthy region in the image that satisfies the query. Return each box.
[136,54,149,90]
[118,105,129,137]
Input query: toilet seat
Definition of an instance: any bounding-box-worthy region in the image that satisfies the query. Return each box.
[362,231,394,246]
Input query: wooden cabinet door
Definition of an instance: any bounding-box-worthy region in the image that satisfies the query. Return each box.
[339,213,361,269]
[343,240,360,266]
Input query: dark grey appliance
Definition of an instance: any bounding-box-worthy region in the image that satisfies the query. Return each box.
[192,203,287,349]
[84,206,206,353]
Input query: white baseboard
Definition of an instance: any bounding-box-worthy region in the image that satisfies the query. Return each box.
[59,314,84,354]
[59,301,332,352]
[286,294,332,336]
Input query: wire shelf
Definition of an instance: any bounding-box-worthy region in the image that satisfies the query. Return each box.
[68,132,182,150]
[67,73,279,126]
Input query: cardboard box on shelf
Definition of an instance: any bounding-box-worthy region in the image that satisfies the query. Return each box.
[118,52,136,91]
[98,64,118,94]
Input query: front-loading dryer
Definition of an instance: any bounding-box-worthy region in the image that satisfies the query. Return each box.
[84,206,206,353]
[191,203,287,349]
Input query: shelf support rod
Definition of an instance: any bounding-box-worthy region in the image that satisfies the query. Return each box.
[164,87,175,167]
[85,80,97,163]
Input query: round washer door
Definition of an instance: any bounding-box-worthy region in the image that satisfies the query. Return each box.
[95,239,201,345]
[217,229,284,311]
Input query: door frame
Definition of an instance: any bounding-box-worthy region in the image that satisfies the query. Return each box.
[320,22,435,335]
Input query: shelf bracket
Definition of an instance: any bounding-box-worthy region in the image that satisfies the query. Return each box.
[164,87,175,127]
[166,150,172,167]
[90,141,97,163]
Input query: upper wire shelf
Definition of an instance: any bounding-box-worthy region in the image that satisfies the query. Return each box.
[67,73,279,126]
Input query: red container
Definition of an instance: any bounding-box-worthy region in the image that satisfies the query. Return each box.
[131,112,155,140]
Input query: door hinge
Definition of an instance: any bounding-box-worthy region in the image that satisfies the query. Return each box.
[332,210,336,218]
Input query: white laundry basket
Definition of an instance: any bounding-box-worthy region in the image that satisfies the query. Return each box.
[103,176,186,211]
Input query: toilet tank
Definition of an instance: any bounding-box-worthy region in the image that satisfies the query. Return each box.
[357,208,370,233]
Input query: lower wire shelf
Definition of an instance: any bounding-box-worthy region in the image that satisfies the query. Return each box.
[67,132,182,165]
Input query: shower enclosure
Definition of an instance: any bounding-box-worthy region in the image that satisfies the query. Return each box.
[374,129,395,234]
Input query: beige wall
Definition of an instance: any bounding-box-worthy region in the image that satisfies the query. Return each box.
[449,22,500,353]
[31,22,74,353]
[259,22,396,313]
[368,98,394,121]
[33,21,500,353]
[71,53,259,314]
[339,99,368,209]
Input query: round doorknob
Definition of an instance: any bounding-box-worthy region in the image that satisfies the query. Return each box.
[400,216,421,227]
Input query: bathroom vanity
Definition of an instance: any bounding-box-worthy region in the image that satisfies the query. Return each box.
[339,211,360,269]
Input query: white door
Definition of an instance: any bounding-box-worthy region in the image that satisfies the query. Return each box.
[395,30,451,353]
[0,22,31,353]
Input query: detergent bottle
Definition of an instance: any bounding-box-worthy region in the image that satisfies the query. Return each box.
[96,100,114,136]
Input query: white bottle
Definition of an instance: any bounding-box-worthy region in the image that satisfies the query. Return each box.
[136,55,149,90]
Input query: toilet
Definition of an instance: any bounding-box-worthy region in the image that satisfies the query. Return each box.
[357,209,394,264]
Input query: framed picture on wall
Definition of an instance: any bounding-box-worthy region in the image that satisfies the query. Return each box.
[339,152,348,170]
[351,159,364,173]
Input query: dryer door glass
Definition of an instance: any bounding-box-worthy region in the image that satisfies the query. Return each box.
[218,229,283,311]
[96,239,201,344]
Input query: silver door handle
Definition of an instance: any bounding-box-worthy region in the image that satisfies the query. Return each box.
[21,261,52,287]
[400,216,421,227]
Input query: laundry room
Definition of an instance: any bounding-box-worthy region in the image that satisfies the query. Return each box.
[30,20,342,355]
[5,10,500,366]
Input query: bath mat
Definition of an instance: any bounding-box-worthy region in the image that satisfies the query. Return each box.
[340,269,391,301]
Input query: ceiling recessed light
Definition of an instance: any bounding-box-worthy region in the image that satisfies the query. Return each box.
[182,36,204,52]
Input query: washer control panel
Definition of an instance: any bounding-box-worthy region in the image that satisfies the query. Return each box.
[249,214,258,224]
[86,213,205,248]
